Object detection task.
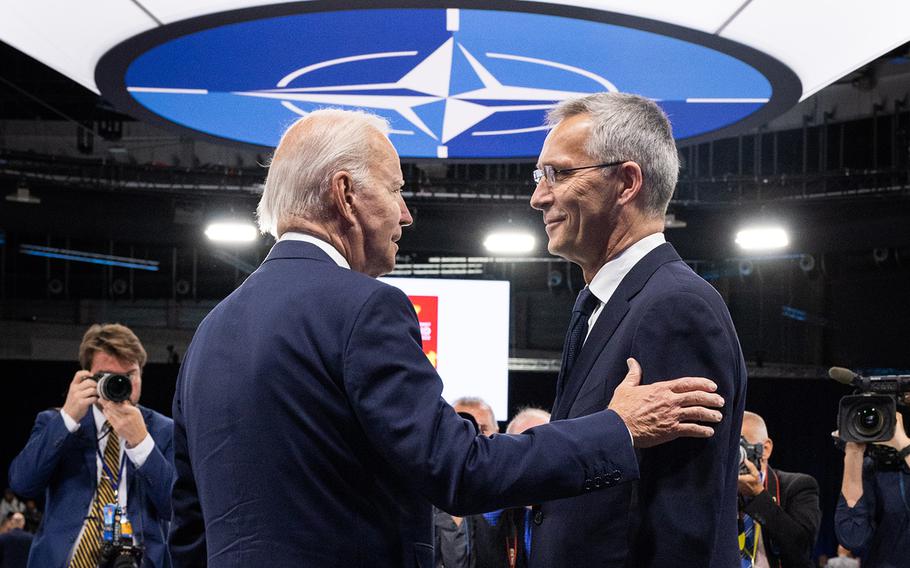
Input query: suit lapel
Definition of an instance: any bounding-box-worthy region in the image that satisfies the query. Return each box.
[78,411,99,484]
[553,243,682,420]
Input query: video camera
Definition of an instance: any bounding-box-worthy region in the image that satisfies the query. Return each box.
[829,367,910,443]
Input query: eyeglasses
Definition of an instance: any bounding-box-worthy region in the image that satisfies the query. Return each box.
[532,160,629,185]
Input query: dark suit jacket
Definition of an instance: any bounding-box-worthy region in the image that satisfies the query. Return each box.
[0,528,33,568]
[168,240,639,568]
[742,468,821,568]
[8,407,174,567]
[530,242,748,568]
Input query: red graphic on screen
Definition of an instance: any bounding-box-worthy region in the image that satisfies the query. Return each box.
[410,295,438,368]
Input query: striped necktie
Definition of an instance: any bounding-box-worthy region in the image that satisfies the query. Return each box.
[69,422,120,568]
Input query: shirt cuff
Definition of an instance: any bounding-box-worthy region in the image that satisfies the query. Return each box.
[59,409,80,433]
[124,434,155,468]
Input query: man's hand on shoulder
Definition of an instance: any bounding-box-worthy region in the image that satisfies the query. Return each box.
[608,358,724,448]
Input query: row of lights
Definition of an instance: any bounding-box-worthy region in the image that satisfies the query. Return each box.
[204,221,790,253]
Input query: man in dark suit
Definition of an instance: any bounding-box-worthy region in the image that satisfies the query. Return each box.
[167,108,727,567]
[0,512,33,568]
[528,93,748,567]
[8,324,174,567]
[738,411,821,568]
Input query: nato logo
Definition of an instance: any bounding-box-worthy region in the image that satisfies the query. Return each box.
[98,6,798,159]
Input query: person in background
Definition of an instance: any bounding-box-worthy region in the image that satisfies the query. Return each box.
[835,399,910,568]
[8,323,174,568]
[737,411,821,567]
[0,512,33,568]
[0,491,23,521]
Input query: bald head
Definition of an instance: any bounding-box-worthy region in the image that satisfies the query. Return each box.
[454,397,498,436]
[741,411,769,444]
[506,408,551,434]
[257,108,391,237]
[9,512,25,530]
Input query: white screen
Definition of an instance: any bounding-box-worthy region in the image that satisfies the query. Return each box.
[381,277,510,420]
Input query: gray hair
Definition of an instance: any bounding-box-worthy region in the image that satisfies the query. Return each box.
[257,109,391,237]
[453,396,496,424]
[547,93,679,217]
[506,407,551,434]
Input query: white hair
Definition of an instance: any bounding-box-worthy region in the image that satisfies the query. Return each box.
[257,108,391,237]
[547,92,680,217]
[506,408,551,434]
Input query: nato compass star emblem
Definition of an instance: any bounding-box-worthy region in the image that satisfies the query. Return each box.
[112,7,784,158]
[229,15,616,158]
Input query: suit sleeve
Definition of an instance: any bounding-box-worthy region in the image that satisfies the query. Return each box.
[628,290,741,566]
[834,460,878,552]
[343,285,639,516]
[133,416,175,520]
[168,372,207,567]
[743,473,821,565]
[8,410,74,498]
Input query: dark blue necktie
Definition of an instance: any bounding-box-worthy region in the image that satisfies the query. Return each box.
[556,287,599,398]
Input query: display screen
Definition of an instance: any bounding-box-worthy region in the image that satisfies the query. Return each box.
[382,277,510,420]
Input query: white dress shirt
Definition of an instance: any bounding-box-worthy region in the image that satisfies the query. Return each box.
[584,232,666,342]
[279,232,350,269]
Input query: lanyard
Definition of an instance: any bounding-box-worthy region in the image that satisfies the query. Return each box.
[96,427,127,500]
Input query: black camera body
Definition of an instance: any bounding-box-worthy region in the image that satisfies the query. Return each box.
[97,540,143,568]
[739,436,763,474]
[838,393,896,443]
[94,373,132,403]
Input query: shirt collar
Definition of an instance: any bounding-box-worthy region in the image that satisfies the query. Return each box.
[587,232,666,305]
[279,232,350,269]
[92,404,107,434]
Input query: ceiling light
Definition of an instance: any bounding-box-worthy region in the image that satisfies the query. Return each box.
[205,221,257,243]
[735,226,789,251]
[483,231,535,254]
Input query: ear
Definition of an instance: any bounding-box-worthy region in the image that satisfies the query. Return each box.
[763,438,774,461]
[615,161,644,206]
[329,170,357,225]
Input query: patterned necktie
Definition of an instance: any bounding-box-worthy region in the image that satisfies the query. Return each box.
[740,512,757,567]
[69,422,120,568]
[556,287,599,399]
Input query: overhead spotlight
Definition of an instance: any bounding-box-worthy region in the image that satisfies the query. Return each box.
[735,226,789,251]
[205,221,258,243]
[483,231,535,254]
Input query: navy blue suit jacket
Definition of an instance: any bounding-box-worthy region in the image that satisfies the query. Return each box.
[530,243,747,568]
[8,406,175,567]
[168,240,640,567]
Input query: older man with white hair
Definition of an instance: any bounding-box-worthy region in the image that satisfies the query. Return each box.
[168,108,726,568]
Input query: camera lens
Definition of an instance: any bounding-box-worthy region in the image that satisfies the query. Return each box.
[97,373,132,403]
[853,405,883,437]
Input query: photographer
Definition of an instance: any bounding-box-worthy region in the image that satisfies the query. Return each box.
[738,411,821,568]
[8,324,174,567]
[835,396,910,567]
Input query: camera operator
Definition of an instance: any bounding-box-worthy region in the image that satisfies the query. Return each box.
[835,395,910,567]
[738,411,821,568]
[7,324,174,567]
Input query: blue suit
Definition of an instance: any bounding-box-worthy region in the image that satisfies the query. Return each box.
[168,240,639,567]
[530,243,748,567]
[8,407,175,568]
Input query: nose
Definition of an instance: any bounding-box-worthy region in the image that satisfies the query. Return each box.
[530,178,551,211]
[399,195,414,227]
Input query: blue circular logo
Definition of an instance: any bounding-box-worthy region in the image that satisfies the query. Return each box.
[97,4,799,158]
